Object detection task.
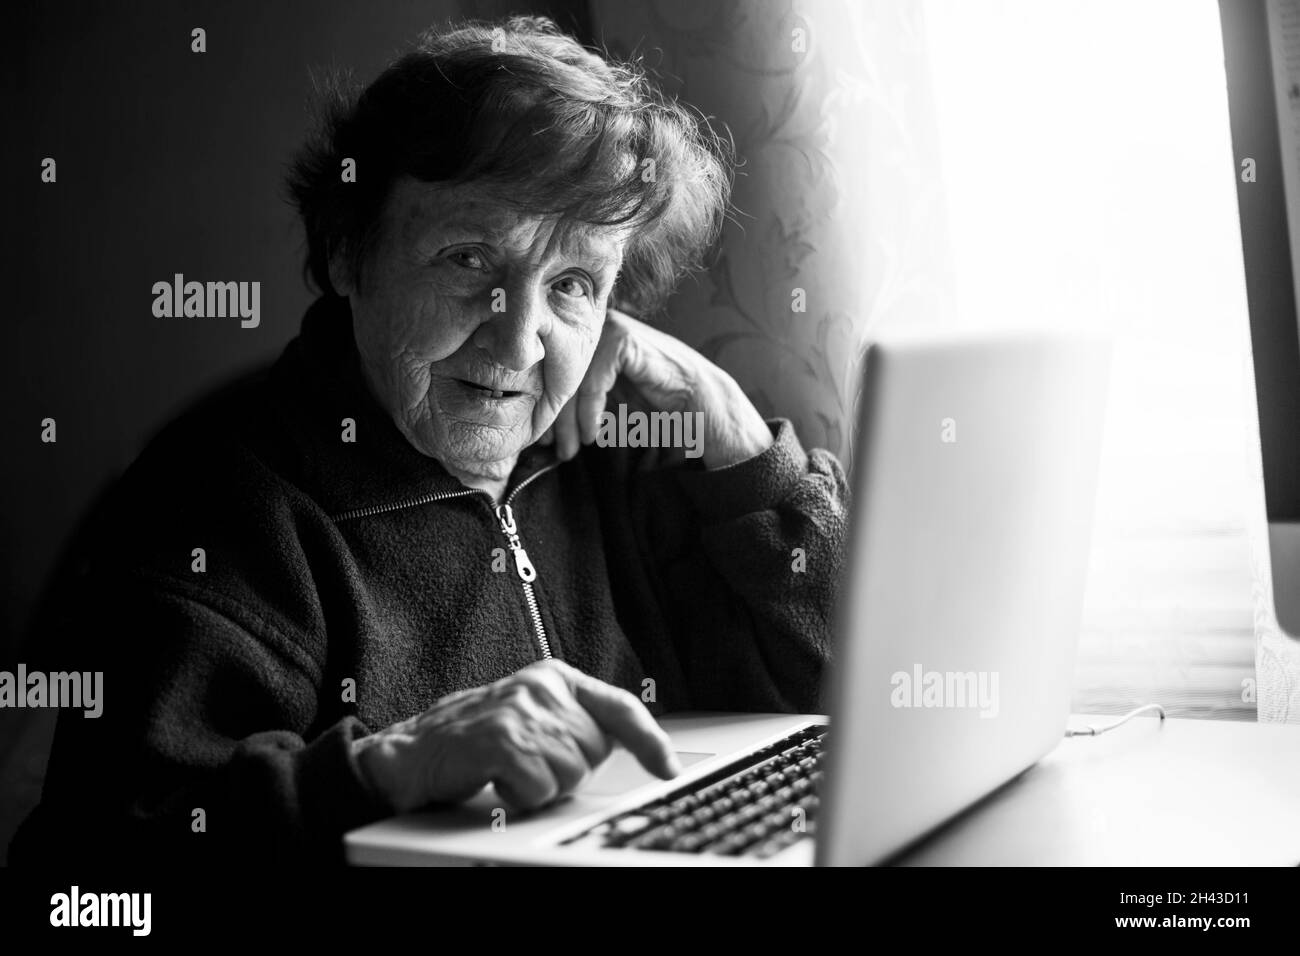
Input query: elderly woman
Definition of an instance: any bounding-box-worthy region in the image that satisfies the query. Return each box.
[13,16,846,865]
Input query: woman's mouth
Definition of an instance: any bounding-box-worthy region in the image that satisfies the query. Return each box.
[455,378,523,400]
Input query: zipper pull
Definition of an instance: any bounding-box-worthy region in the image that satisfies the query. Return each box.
[495,504,537,583]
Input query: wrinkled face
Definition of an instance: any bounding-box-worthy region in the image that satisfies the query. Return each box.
[342,177,626,482]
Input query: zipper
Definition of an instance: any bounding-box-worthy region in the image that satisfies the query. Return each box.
[493,463,559,660]
[331,488,478,523]
[494,502,549,659]
[331,461,560,660]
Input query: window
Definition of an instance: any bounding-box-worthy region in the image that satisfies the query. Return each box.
[924,0,1257,718]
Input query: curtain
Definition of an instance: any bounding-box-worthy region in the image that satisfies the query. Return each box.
[587,0,955,466]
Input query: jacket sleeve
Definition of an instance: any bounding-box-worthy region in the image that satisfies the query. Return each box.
[630,419,850,714]
[9,571,393,867]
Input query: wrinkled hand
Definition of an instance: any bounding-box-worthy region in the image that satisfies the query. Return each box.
[541,307,773,469]
[352,659,681,813]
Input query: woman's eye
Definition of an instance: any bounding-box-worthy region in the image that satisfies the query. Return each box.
[447,250,486,270]
[553,275,590,299]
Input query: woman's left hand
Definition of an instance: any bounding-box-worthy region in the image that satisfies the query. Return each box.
[542,308,773,469]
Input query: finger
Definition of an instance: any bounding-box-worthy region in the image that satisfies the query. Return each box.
[555,398,581,461]
[576,389,607,446]
[507,663,612,769]
[553,692,614,771]
[576,324,628,445]
[414,686,482,730]
[493,750,560,811]
[496,677,606,785]
[605,311,702,406]
[561,665,680,779]
[532,726,595,795]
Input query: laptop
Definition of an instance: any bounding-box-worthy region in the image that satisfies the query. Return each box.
[345,327,1111,866]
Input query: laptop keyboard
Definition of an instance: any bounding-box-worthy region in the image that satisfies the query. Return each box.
[561,724,827,859]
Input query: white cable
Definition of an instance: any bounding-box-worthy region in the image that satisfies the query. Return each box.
[1064,703,1167,737]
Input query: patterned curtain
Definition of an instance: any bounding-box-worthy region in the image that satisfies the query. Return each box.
[588,0,954,466]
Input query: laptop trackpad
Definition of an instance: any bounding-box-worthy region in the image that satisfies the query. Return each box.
[581,749,714,797]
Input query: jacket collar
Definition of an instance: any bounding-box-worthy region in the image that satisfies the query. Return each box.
[269,295,558,519]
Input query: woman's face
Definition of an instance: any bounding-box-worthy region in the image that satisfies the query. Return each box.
[342,177,626,483]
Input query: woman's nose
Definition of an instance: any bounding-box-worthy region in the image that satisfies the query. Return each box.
[472,281,547,371]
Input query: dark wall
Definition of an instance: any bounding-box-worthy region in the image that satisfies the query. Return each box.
[3,0,589,864]
[5,0,588,659]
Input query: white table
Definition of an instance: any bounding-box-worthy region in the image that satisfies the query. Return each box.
[895,713,1300,866]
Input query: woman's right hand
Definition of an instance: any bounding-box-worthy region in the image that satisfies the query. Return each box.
[351,658,681,813]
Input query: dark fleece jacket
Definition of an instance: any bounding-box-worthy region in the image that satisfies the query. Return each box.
[11,295,848,867]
